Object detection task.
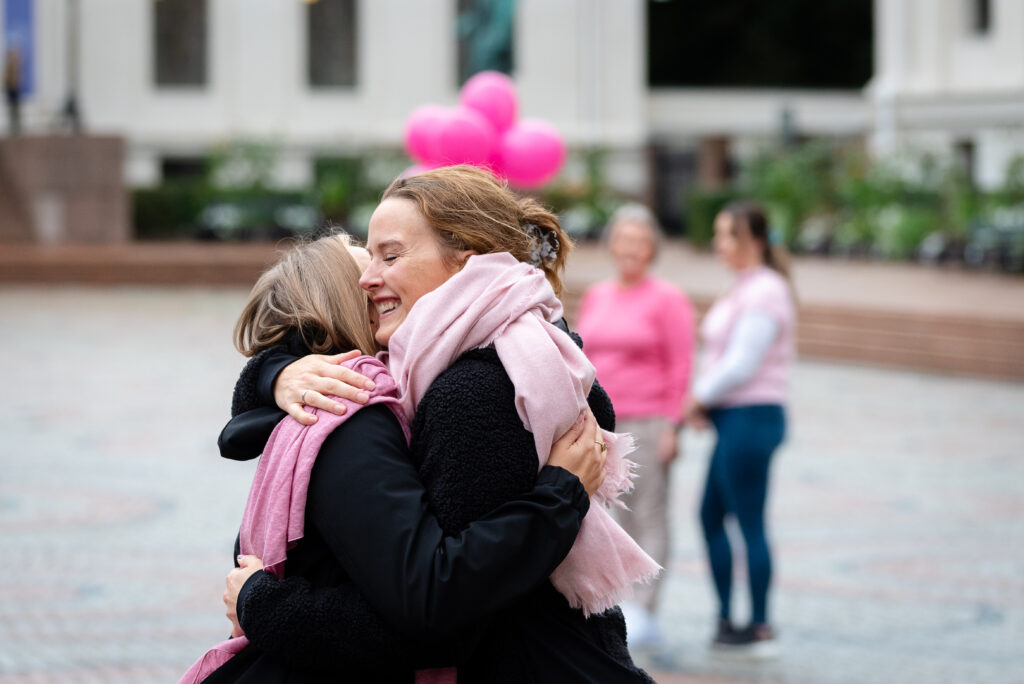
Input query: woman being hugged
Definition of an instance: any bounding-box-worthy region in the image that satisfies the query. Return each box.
[185,232,609,683]
[688,201,795,657]
[229,166,658,682]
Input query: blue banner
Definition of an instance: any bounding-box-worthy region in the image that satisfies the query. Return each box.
[4,0,35,96]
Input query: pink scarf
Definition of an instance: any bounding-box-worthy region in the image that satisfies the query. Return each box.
[388,252,661,616]
[180,356,411,684]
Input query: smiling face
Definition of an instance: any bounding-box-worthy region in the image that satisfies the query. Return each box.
[359,198,463,347]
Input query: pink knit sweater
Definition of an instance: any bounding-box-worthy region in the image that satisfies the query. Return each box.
[576,276,695,424]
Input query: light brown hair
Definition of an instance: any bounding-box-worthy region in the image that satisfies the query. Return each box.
[382,165,572,296]
[234,232,378,357]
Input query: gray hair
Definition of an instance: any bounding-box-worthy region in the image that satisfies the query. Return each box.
[602,203,664,259]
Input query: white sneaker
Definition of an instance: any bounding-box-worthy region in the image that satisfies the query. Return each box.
[620,600,662,648]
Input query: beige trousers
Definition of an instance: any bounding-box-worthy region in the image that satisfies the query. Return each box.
[611,416,672,614]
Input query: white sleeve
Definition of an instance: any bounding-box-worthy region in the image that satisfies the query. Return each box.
[694,311,779,406]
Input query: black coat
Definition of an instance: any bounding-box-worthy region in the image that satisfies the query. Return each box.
[210,404,588,683]
[222,334,652,683]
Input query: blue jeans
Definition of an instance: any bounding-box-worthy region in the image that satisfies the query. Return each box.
[700,404,785,625]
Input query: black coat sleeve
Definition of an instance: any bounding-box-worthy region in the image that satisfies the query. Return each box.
[218,406,286,461]
[238,404,588,657]
[230,348,300,417]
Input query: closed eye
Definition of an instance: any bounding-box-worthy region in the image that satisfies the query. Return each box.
[370,239,405,264]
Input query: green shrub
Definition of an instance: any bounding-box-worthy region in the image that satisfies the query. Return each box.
[685,187,740,247]
[133,182,212,239]
[540,148,624,240]
[728,142,1001,260]
[744,141,836,248]
[314,157,370,223]
[133,184,316,240]
[874,205,940,259]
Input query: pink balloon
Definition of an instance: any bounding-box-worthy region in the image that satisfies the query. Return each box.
[460,71,518,134]
[497,119,567,188]
[404,105,451,165]
[437,106,497,167]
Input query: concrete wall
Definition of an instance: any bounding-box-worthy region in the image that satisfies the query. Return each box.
[0,136,129,244]
[648,89,870,142]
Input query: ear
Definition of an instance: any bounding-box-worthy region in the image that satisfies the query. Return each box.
[455,249,478,267]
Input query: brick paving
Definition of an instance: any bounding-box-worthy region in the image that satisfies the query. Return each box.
[1,284,1022,683]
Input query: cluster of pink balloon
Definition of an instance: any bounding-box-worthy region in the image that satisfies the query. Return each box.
[403,71,567,189]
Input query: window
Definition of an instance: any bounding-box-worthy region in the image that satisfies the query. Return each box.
[456,0,515,86]
[969,0,991,35]
[308,0,358,88]
[955,140,976,186]
[647,0,872,88]
[153,0,207,87]
[161,157,207,183]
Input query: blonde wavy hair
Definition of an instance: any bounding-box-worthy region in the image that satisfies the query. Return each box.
[234,232,378,357]
[382,165,572,296]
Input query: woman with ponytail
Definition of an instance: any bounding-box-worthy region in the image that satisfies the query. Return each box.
[687,200,795,657]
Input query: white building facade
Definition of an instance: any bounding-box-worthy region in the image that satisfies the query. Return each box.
[871,0,1024,189]
[1,0,1021,195]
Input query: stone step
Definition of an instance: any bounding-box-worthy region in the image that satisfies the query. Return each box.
[561,287,1024,382]
[3,242,1021,381]
[797,317,1024,380]
[0,242,279,285]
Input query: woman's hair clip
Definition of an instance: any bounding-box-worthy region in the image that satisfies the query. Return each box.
[524,223,559,268]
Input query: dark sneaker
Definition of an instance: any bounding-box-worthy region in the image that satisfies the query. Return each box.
[736,623,780,659]
[712,622,780,660]
[710,619,741,647]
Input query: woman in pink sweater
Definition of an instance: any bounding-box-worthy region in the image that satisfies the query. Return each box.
[688,201,795,657]
[575,204,696,647]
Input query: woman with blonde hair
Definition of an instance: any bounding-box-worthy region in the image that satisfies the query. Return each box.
[222,166,657,682]
[185,231,610,683]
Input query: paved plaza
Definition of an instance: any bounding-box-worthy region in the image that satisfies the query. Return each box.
[1,285,1022,683]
